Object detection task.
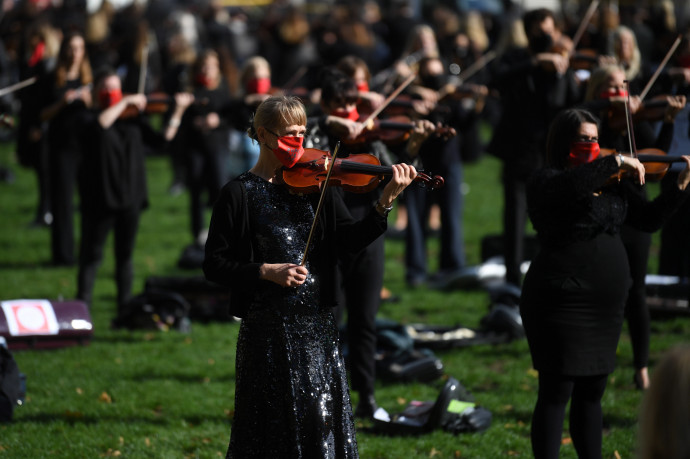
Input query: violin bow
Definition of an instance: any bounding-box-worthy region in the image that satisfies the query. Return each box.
[137,43,150,95]
[0,76,37,98]
[282,65,308,91]
[360,73,416,129]
[639,34,682,102]
[569,0,600,55]
[454,50,496,86]
[623,80,639,160]
[300,141,341,266]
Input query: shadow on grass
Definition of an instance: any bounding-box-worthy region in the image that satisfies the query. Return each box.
[0,260,61,270]
[14,412,232,426]
[129,370,235,384]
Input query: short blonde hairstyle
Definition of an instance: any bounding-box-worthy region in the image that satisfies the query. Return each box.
[248,96,307,141]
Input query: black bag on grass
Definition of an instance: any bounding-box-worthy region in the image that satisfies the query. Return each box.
[0,342,23,422]
[113,290,192,332]
[373,376,491,435]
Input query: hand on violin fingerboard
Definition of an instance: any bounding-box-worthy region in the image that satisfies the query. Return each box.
[676,156,690,191]
[663,95,686,122]
[406,119,436,157]
[534,52,569,74]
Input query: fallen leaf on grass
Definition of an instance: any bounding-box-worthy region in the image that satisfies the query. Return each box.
[63,410,84,419]
[561,437,572,445]
[208,358,215,365]
[99,391,113,403]
[396,397,407,405]
[527,368,539,378]
[506,451,519,456]
[119,437,124,445]
[102,448,121,457]
[145,438,151,447]
[75,387,83,395]
[429,447,442,457]
[614,451,621,459]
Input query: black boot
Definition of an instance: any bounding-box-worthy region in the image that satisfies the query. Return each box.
[354,393,378,419]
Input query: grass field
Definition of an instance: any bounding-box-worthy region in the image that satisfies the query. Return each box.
[0,135,688,458]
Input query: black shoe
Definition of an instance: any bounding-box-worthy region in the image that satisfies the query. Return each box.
[355,394,378,419]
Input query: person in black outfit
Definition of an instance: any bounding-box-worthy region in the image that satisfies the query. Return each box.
[203,95,416,457]
[77,68,192,317]
[487,8,579,286]
[520,108,690,459]
[582,64,687,390]
[305,69,433,418]
[39,31,92,266]
[178,49,233,245]
[403,56,476,288]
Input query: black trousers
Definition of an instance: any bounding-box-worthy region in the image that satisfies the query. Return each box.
[49,147,80,265]
[502,170,528,286]
[336,236,384,397]
[77,206,141,312]
[621,225,651,370]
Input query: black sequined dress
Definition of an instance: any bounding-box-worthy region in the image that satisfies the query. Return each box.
[226,172,358,458]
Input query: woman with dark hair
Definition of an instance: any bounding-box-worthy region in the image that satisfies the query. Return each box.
[520,107,690,459]
[39,31,92,266]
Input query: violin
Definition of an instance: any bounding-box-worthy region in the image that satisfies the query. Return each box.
[119,92,174,119]
[600,147,686,182]
[118,92,206,119]
[341,115,456,147]
[279,147,444,194]
[607,94,684,132]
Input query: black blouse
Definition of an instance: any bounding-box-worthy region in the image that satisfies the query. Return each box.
[527,155,688,249]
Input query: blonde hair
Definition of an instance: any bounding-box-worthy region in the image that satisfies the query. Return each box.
[584,64,625,102]
[638,346,690,459]
[240,56,271,89]
[611,26,641,81]
[248,96,306,141]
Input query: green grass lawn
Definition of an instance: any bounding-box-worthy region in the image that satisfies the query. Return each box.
[0,137,688,458]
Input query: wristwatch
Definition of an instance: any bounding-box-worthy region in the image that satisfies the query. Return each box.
[376,200,393,217]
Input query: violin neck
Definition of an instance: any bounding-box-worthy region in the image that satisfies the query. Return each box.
[637,154,684,164]
[338,160,391,176]
[376,120,414,131]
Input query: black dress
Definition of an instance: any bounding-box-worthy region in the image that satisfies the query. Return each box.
[205,172,385,459]
[520,156,688,376]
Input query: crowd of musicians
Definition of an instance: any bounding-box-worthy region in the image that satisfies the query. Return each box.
[2,1,690,458]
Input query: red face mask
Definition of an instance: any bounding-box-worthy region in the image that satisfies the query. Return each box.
[356,81,369,92]
[266,128,305,168]
[599,88,628,99]
[195,73,213,88]
[568,141,601,167]
[246,77,271,95]
[98,88,123,108]
[28,41,45,67]
[330,106,360,121]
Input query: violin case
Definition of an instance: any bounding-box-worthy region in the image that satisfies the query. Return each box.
[645,274,690,317]
[0,299,93,350]
[372,377,492,436]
